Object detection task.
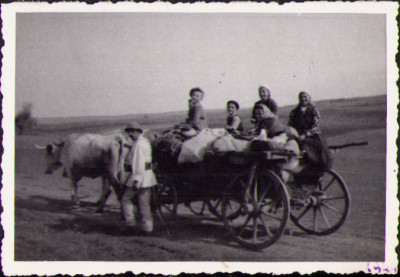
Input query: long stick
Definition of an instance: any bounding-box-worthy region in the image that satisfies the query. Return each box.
[151,185,171,238]
[328,141,368,150]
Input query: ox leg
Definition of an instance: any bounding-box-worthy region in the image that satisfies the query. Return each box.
[71,177,81,208]
[108,178,125,220]
[109,180,123,201]
[95,178,112,213]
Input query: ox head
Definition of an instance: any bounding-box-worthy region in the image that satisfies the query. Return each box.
[34,140,65,174]
[143,130,160,149]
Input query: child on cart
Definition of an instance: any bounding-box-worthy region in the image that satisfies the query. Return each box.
[251,104,291,151]
[172,87,208,136]
[226,100,243,134]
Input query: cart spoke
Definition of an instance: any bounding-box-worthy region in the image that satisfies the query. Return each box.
[226,200,237,213]
[259,214,273,237]
[259,200,275,212]
[258,184,272,205]
[253,176,258,199]
[237,214,252,237]
[239,179,247,190]
[294,204,312,221]
[260,199,275,206]
[247,192,257,205]
[213,198,221,209]
[313,207,318,231]
[261,209,284,222]
[318,207,331,228]
[321,202,342,214]
[323,196,346,201]
[200,202,207,213]
[253,217,258,243]
[322,176,336,192]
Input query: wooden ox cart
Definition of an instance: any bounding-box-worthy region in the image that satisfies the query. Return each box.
[150,139,356,250]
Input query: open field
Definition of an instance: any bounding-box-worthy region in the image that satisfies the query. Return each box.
[14,95,386,261]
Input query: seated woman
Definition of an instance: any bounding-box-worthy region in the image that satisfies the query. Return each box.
[226,100,243,134]
[251,85,278,122]
[252,104,290,151]
[288,91,322,139]
[288,91,332,169]
[184,87,208,131]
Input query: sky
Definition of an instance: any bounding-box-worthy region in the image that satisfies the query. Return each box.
[15,12,386,118]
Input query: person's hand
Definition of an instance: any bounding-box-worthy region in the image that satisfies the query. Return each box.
[249,128,258,135]
[173,123,182,129]
[126,180,138,190]
[131,180,139,191]
[231,129,239,135]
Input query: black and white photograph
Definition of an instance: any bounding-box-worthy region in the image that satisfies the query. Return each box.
[1,2,398,275]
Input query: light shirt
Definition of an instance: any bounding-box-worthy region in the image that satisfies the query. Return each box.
[127,135,157,189]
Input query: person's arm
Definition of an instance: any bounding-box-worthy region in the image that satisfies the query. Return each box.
[254,118,272,136]
[184,100,193,124]
[188,105,203,130]
[126,142,147,189]
[306,107,321,136]
[288,110,295,128]
[230,116,241,130]
[251,103,258,120]
[270,99,278,114]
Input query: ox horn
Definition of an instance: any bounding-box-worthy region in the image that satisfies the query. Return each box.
[54,140,64,147]
[32,143,47,150]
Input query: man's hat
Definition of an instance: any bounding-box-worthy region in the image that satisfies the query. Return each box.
[124,122,143,133]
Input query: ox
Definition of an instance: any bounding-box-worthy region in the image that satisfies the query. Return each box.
[34,133,130,212]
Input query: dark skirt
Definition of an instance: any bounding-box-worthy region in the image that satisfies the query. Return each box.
[301,134,333,170]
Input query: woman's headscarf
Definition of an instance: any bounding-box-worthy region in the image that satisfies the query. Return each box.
[258,85,271,98]
[254,103,275,119]
[298,91,314,107]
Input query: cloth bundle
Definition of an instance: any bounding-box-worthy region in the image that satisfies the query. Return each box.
[178,128,227,164]
[156,130,188,160]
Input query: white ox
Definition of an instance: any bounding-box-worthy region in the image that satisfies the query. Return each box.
[35,132,130,212]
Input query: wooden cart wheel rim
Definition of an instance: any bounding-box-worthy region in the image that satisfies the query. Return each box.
[289,169,350,236]
[221,169,290,250]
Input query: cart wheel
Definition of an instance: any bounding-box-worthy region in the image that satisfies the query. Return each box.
[152,179,178,222]
[222,170,290,250]
[187,201,208,216]
[290,169,350,235]
[207,199,223,218]
[208,197,242,220]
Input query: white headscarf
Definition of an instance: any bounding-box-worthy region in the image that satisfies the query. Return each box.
[258,85,271,97]
[298,91,314,106]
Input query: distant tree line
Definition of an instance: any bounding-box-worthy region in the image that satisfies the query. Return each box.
[15,103,37,135]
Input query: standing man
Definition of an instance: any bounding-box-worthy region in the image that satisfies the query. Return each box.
[251,85,278,120]
[122,122,157,235]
